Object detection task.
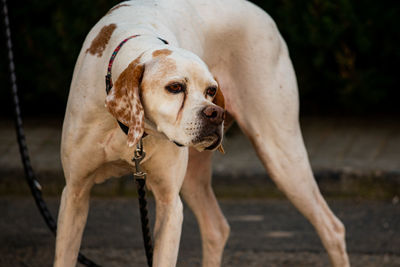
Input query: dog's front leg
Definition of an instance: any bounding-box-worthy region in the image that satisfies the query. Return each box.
[143,140,189,267]
[54,180,93,267]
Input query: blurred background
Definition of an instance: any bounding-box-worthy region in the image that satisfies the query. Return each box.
[0,1,399,266]
[0,0,399,117]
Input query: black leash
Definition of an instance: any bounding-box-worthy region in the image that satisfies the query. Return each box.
[133,140,153,267]
[1,0,100,266]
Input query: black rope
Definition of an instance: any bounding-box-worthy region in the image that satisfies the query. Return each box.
[135,178,153,266]
[1,0,100,266]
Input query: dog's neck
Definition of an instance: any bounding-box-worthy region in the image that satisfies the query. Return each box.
[143,118,168,140]
[106,33,172,142]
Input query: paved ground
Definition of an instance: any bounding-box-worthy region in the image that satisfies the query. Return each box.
[0,117,399,266]
[1,117,400,176]
[0,197,399,267]
[0,117,399,198]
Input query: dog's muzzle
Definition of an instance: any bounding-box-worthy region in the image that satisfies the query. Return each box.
[194,105,225,150]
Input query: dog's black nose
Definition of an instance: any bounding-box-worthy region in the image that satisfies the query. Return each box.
[202,105,225,125]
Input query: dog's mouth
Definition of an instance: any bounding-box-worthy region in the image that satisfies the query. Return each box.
[205,134,221,150]
[172,133,220,150]
[190,130,222,151]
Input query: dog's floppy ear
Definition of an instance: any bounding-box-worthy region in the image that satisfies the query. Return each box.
[213,78,225,109]
[213,88,225,109]
[212,78,226,154]
[105,58,145,147]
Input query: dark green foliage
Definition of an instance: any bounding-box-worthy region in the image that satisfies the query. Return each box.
[252,0,400,115]
[0,0,119,116]
[1,0,398,116]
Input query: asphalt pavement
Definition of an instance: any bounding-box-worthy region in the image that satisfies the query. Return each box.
[1,197,399,267]
[0,117,399,198]
[1,116,399,266]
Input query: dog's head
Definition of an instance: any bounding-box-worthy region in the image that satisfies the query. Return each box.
[105,46,225,151]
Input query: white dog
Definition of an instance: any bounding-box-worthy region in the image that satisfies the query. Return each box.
[54,0,350,266]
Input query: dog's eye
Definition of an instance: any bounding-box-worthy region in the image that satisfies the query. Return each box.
[206,86,217,97]
[165,82,185,94]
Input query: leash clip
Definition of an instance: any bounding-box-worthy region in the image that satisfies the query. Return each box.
[133,139,146,180]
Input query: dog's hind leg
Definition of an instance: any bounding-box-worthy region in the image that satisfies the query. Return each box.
[181,148,230,267]
[209,15,350,266]
[218,56,349,267]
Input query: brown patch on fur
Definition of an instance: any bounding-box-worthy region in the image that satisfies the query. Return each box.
[152,49,173,58]
[213,78,232,130]
[86,24,117,57]
[213,88,225,110]
[213,78,225,109]
[113,57,142,99]
[106,4,130,15]
[105,57,145,146]
[116,109,130,123]
[217,145,225,154]
[214,82,227,154]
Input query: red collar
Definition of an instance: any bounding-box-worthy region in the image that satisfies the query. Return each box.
[105,34,141,94]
